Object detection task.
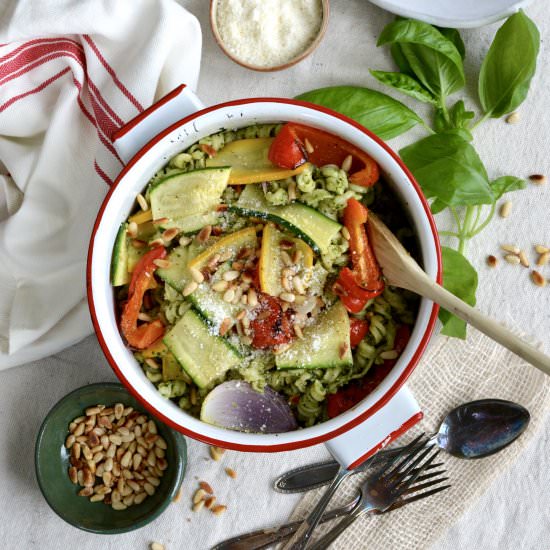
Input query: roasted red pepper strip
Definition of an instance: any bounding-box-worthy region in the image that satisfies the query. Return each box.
[250,293,294,349]
[343,198,384,293]
[349,318,369,347]
[121,246,166,349]
[333,267,377,313]
[272,123,379,186]
[268,124,307,169]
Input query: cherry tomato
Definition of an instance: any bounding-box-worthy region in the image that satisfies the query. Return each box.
[268,124,307,169]
[250,293,293,349]
[349,318,369,347]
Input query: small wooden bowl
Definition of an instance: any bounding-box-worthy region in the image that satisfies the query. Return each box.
[210,0,330,72]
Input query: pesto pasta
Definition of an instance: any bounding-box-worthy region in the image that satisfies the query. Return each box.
[113,122,418,430]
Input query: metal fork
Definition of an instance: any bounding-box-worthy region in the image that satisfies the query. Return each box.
[211,465,449,550]
[282,434,440,550]
[308,439,448,550]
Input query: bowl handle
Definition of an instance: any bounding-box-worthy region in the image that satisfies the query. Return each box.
[324,385,423,470]
[112,84,204,164]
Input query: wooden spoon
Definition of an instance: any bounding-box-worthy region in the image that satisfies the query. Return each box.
[368,213,550,376]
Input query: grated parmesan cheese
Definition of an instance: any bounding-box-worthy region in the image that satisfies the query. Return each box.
[215,0,324,68]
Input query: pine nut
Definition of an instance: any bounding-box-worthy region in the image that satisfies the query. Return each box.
[504,254,521,265]
[150,540,165,550]
[247,288,258,307]
[127,221,138,238]
[121,450,132,468]
[280,292,296,303]
[532,270,547,287]
[112,501,127,511]
[78,487,93,497]
[114,403,124,420]
[86,406,101,416]
[304,138,314,154]
[137,193,149,211]
[193,500,205,512]
[505,111,520,124]
[225,468,237,479]
[68,467,78,484]
[199,481,214,494]
[123,495,135,507]
[529,174,547,185]
[144,483,156,496]
[487,255,498,268]
[196,225,212,243]
[501,244,520,254]
[537,252,550,266]
[147,450,157,467]
[380,350,399,360]
[212,505,227,516]
[131,239,147,249]
[179,236,192,247]
[518,250,530,267]
[341,154,353,172]
[153,259,170,269]
[134,492,147,505]
[212,280,229,292]
[109,434,122,446]
[190,267,204,284]
[172,488,182,503]
[294,324,304,339]
[339,342,349,359]
[281,251,292,266]
[162,227,179,241]
[65,434,76,448]
[499,201,512,218]
[183,280,198,296]
[204,496,217,510]
[219,318,233,336]
[293,276,305,295]
[288,181,297,201]
[223,288,235,302]
[223,270,240,282]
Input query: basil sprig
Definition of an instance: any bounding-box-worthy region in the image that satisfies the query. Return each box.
[296,11,539,338]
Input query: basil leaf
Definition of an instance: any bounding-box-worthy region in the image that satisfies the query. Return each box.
[295,86,423,140]
[439,247,478,339]
[437,28,466,60]
[378,19,465,98]
[370,70,437,104]
[391,43,414,75]
[490,176,527,200]
[434,101,474,139]
[479,11,540,118]
[400,132,494,206]
[430,199,447,215]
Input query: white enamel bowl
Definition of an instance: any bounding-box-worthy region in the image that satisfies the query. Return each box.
[87,98,441,453]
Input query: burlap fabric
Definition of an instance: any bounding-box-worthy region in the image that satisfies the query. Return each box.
[290,327,550,549]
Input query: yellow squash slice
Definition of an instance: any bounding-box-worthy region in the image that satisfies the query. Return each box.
[206,137,310,184]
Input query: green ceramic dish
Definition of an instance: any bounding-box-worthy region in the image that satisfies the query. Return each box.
[35,382,186,534]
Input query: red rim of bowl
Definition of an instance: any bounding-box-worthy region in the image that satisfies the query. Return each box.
[87,97,442,452]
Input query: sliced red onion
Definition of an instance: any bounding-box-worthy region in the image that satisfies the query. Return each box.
[200,381,298,434]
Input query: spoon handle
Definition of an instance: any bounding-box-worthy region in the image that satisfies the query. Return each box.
[418,277,550,375]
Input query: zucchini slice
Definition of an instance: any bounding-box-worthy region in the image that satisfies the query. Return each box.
[149,167,231,231]
[275,301,352,370]
[229,184,341,255]
[205,138,310,184]
[163,309,241,389]
[111,223,129,286]
[156,243,239,330]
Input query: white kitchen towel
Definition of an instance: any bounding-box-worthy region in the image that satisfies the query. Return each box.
[0,0,202,369]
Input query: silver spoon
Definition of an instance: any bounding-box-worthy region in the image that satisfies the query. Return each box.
[274,399,530,494]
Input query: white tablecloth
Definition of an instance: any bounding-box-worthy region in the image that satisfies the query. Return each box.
[0,1,549,548]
